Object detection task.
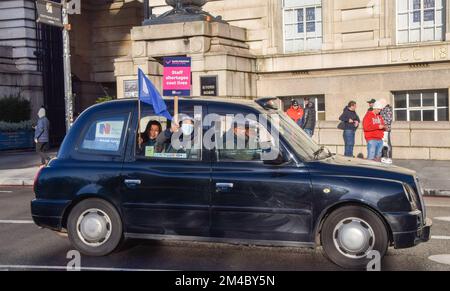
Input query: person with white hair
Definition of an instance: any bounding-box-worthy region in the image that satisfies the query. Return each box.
[380,99,393,161]
[363,101,387,162]
[34,107,50,165]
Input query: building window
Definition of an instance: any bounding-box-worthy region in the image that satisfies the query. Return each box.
[397,0,445,44]
[393,90,449,121]
[280,95,326,121]
[283,0,323,52]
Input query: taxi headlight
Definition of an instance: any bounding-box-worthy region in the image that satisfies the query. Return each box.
[403,183,418,211]
[414,177,427,219]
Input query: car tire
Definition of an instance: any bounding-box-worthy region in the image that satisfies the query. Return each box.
[67,198,123,257]
[321,205,389,270]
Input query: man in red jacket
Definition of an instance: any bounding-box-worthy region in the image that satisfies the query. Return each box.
[363,101,387,161]
[286,100,304,127]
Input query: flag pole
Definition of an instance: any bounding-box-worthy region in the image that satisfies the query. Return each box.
[174,96,179,124]
[138,95,142,150]
[137,71,142,150]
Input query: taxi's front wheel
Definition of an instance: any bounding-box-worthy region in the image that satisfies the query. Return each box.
[321,205,389,269]
[67,198,123,256]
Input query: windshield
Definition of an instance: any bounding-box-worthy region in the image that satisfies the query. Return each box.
[269,110,331,161]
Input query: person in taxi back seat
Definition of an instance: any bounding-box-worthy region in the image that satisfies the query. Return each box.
[220,120,259,161]
[155,116,197,157]
[137,120,162,155]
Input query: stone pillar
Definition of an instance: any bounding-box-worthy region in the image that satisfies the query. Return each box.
[115,21,257,99]
[266,0,282,55]
[0,0,43,116]
[446,0,450,41]
[322,0,335,50]
[381,0,396,46]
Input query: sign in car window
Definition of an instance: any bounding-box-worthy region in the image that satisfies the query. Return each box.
[144,146,190,160]
[81,119,125,152]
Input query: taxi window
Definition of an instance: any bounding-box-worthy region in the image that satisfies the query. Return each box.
[80,115,127,153]
[214,115,275,162]
[136,106,202,161]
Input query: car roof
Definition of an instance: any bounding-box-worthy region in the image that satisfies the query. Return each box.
[101,97,265,111]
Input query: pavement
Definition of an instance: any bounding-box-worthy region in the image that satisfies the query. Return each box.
[1,150,449,196]
[0,150,57,186]
[394,160,450,197]
[0,186,449,271]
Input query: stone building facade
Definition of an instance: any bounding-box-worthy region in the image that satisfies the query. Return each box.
[2,0,450,159]
[0,0,43,117]
[111,0,450,160]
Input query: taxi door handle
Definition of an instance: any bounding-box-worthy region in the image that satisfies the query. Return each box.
[216,183,234,193]
[124,179,141,189]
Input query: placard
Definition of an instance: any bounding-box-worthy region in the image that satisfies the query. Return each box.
[163,57,191,96]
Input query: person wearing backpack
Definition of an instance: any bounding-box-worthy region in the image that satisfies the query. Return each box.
[338,101,360,157]
[380,101,393,161]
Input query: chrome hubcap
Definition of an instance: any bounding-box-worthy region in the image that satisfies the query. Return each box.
[76,208,112,247]
[333,217,375,259]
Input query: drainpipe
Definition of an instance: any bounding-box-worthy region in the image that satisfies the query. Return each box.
[144,0,151,20]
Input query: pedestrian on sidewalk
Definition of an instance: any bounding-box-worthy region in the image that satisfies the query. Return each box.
[302,97,316,138]
[286,100,304,127]
[367,98,376,112]
[363,101,387,162]
[34,107,50,165]
[339,101,360,157]
[380,101,393,160]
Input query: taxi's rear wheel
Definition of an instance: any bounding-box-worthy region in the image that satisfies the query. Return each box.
[67,198,123,256]
[321,205,389,269]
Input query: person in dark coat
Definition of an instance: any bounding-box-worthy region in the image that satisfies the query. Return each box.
[34,107,50,165]
[301,97,316,137]
[155,116,200,160]
[220,120,259,161]
[339,101,361,157]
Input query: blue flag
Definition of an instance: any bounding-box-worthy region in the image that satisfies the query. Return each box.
[138,69,172,120]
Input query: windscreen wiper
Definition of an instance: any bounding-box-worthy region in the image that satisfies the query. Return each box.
[313,146,325,160]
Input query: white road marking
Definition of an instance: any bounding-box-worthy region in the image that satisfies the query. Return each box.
[0,220,34,224]
[434,217,450,222]
[428,255,450,266]
[432,236,450,240]
[0,265,169,271]
[0,191,13,193]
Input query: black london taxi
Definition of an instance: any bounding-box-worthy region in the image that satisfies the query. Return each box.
[31,97,431,269]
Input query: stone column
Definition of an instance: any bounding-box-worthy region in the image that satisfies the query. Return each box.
[446,0,450,40]
[322,0,335,50]
[266,0,283,55]
[380,0,396,46]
